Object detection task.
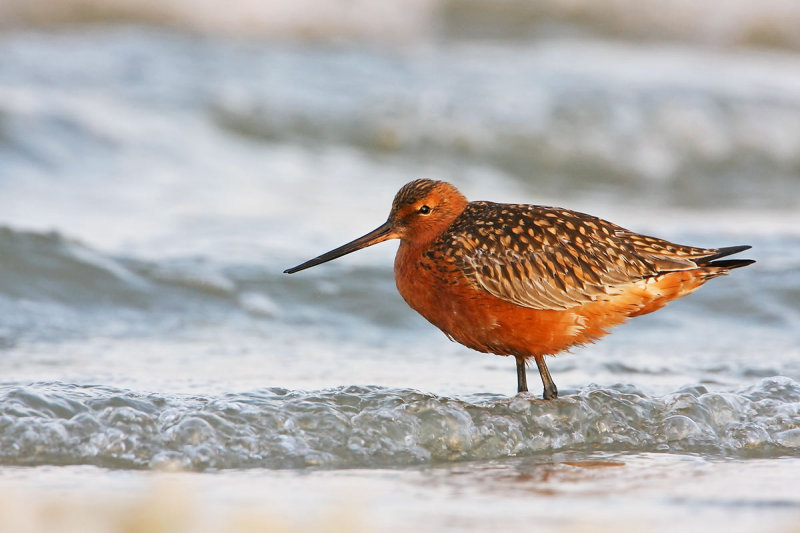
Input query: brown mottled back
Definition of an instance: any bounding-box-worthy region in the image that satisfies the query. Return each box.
[432,201,724,311]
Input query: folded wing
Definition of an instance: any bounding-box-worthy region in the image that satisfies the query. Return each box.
[444,202,745,311]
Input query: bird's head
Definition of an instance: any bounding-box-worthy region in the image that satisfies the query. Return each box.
[284,179,467,274]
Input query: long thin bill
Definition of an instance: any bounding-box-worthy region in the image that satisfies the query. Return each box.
[283,220,397,274]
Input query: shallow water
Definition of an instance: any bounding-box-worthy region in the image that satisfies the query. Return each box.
[2,455,800,533]
[1,379,799,472]
[1,12,799,533]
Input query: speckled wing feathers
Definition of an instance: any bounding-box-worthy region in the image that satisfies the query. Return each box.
[438,202,717,311]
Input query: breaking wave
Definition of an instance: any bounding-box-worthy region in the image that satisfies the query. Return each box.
[1,378,798,471]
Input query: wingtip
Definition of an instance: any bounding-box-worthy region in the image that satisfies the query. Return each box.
[703,245,753,262]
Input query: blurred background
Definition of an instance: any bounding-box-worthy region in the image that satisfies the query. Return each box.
[1,1,799,532]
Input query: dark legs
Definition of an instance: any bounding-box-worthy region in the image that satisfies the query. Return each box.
[516,356,558,399]
[515,357,528,393]
[534,356,558,400]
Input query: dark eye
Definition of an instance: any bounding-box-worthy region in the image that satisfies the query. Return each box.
[418,205,431,215]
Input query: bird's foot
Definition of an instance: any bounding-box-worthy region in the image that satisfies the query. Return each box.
[542,383,558,401]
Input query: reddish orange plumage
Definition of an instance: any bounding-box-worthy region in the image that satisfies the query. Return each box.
[285,179,754,399]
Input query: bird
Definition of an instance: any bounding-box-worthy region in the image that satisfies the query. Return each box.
[284,179,754,400]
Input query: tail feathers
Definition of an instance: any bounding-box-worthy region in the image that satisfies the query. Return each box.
[697,244,754,276]
[706,258,755,270]
[697,244,755,270]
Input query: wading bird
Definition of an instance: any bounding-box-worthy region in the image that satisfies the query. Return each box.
[285,179,753,399]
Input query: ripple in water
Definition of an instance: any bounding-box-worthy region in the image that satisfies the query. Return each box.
[1,378,798,471]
